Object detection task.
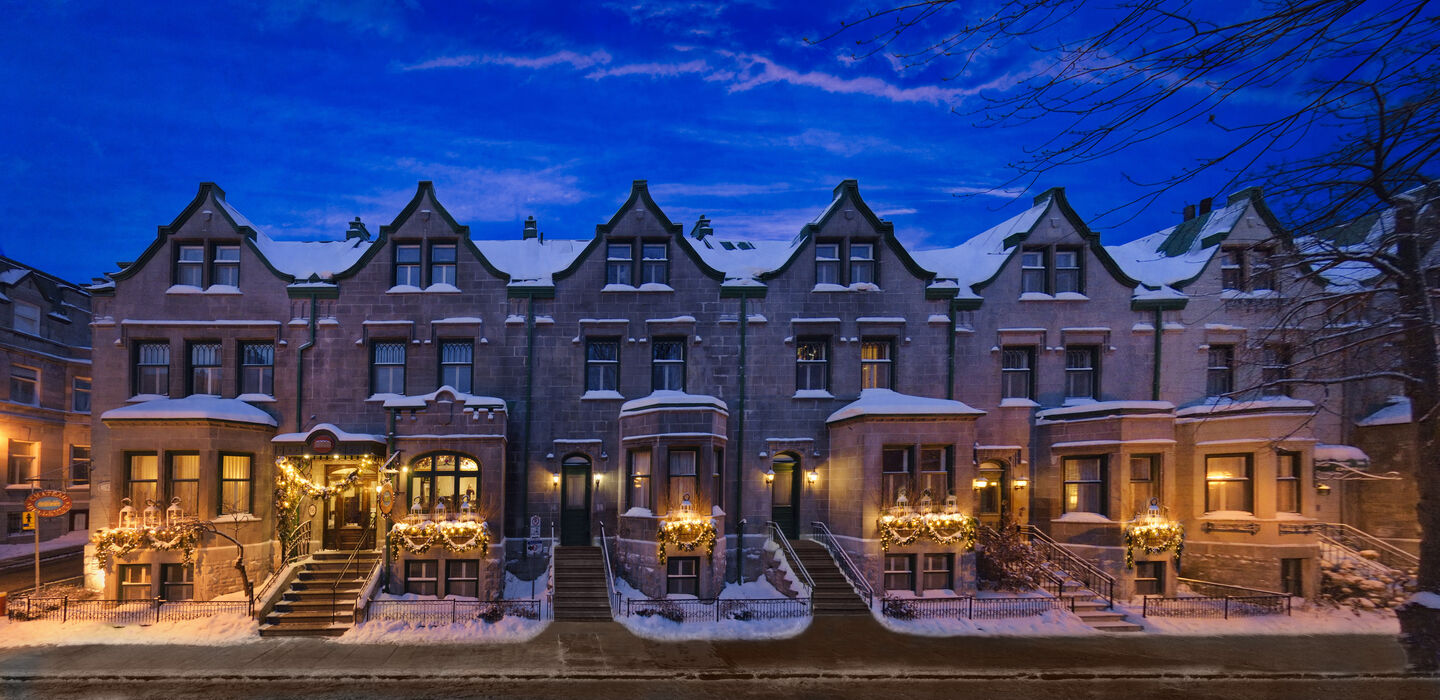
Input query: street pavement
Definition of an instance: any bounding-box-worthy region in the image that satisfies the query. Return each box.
[0,617,1436,699]
[0,548,83,594]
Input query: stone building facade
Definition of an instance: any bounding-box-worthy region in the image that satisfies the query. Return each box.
[83,179,1399,603]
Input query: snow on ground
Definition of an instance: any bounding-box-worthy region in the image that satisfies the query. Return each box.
[614,578,811,641]
[335,570,549,644]
[0,615,258,647]
[1129,602,1399,635]
[878,609,1099,637]
[0,529,89,562]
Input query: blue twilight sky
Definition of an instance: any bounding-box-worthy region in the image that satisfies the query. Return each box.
[0,1,1343,284]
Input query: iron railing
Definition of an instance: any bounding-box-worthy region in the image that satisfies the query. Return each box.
[880,595,1072,620]
[1016,525,1115,609]
[545,521,557,620]
[1316,523,1418,572]
[361,598,541,625]
[1177,577,1286,598]
[330,515,377,624]
[765,521,814,598]
[808,521,874,609]
[8,597,250,624]
[284,520,313,565]
[623,597,811,622]
[597,520,618,618]
[1143,594,1291,618]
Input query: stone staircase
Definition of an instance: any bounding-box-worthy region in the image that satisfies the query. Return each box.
[1042,564,1143,633]
[790,540,871,615]
[259,550,381,638]
[552,546,613,621]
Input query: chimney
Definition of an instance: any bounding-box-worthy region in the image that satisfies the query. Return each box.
[345,217,370,241]
[1183,204,1196,222]
[1199,197,1213,216]
[523,216,538,240]
[690,215,713,241]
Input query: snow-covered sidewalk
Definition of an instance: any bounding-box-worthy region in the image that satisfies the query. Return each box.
[614,578,812,641]
[335,572,550,644]
[1129,601,1399,635]
[0,615,258,647]
[0,530,89,563]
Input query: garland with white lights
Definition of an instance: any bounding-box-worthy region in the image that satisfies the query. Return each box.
[877,512,979,551]
[390,520,490,557]
[1124,521,1185,569]
[656,518,717,565]
[91,525,200,568]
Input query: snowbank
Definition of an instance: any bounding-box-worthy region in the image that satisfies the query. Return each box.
[337,615,547,645]
[614,578,810,641]
[0,529,89,562]
[0,615,258,647]
[1133,604,1399,635]
[879,609,1098,637]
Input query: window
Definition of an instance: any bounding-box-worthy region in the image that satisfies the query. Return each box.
[1054,248,1082,293]
[1250,247,1276,292]
[712,447,724,512]
[917,446,952,502]
[12,301,40,335]
[606,243,633,286]
[447,560,479,598]
[220,454,253,515]
[1134,561,1164,596]
[440,341,473,393]
[188,342,222,395]
[240,343,274,396]
[372,342,406,395]
[652,337,685,391]
[9,365,37,405]
[168,453,200,516]
[795,339,829,392]
[1063,456,1107,516]
[1064,346,1098,399]
[861,339,893,390]
[667,557,699,596]
[1022,246,1083,294]
[8,440,37,486]
[407,453,479,513]
[126,453,158,507]
[211,245,240,287]
[884,554,915,592]
[585,339,619,392]
[1220,248,1243,291]
[849,243,875,285]
[1220,246,1279,292]
[1262,344,1292,396]
[922,554,953,591]
[1020,249,1047,293]
[119,564,151,601]
[1277,451,1301,513]
[1206,345,1234,397]
[176,245,204,286]
[72,377,91,412]
[161,563,194,601]
[135,342,170,396]
[1280,558,1305,597]
[70,510,87,530]
[628,449,652,511]
[394,244,422,287]
[429,243,457,287]
[69,445,90,487]
[641,243,668,285]
[881,446,912,508]
[1205,454,1253,513]
[1130,455,1160,518]
[1001,347,1035,400]
[405,560,438,596]
[977,462,1003,515]
[668,449,697,514]
[6,512,22,535]
[815,243,841,285]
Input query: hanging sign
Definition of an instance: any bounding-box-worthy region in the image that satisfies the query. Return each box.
[378,482,396,516]
[25,490,72,518]
[309,431,336,455]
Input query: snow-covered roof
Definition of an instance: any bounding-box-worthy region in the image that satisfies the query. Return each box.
[691,237,799,285]
[826,389,984,424]
[0,268,30,286]
[1314,443,1370,466]
[472,238,589,287]
[910,197,1051,298]
[377,386,507,410]
[1175,396,1315,417]
[101,395,278,427]
[1357,396,1412,427]
[1105,199,1247,289]
[253,233,372,281]
[1034,400,1174,420]
[272,422,385,444]
[619,390,728,415]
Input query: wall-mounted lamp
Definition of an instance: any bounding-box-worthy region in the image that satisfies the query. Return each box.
[594,473,602,488]
[763,470,775,484]
[972,478,990,490]
[805,470,819,485]
[374,485,383,494]
[551,474,560,486]
[1316,483,1332,495]
[1012,478,1029,489]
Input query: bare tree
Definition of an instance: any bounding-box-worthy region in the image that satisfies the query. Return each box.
[814,1,1440,667]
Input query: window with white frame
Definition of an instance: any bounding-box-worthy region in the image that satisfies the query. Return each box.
[406,560,438,596]
[211,245,240,287]
[667,557,699,595]
[69,445,90,487]
[240,343,274,396]
[134,342,170,396]
[606,243,633,285]
[861,338,893,390]
[447,560,479,598]
[9,365,37,405]
[394,244,422,287]
[440,340,473,393]
[1063,456,1107,516]
[1054,248,1082,293]
[119,564,151,601]
[849,243,876,284]
[1205,454,1253,513]
[922,553,953,591]
[814,243,841,285]
[641,243,668,285]
[795,338,829,392]
[161,563,194,601]
[1064,346,1098,399]
[1020,249,1047,293]
[188,342,222,395]
[1001,347,1035,400]
[8,440,37,486]
[175,245,205,287]
[884,554,915,591]
[372,342,406,395]
[429,243,457,287]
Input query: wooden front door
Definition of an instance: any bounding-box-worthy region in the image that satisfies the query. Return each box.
[323,468,375,550]
[560,460,591,546]
[771,457,800,539]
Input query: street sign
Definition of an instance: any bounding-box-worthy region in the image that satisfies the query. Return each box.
[529,515,541,539]
[25,490,72,518]
[20,511,35,530]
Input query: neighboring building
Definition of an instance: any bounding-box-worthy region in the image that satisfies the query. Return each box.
[82,180,1394,607]
[0,256,92,544]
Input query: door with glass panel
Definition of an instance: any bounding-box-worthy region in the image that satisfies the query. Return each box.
[771,454,800,539]
[560,456,592,546]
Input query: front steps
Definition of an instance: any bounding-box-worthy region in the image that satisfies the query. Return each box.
[552,546,613,621]
[790,540,870,615]
[1042,565,1143,633]
[259,550,381,638]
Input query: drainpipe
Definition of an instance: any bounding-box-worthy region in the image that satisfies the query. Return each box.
[520,296,536,539]
[383,407,396,593]
[946,301,958,400]
[733,294,748,583]
[1151,307,1163,401]
[295,295,318,431]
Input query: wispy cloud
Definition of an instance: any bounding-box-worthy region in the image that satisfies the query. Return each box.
[945,185,1027,199]
[720,53,972,106]
[586,60,710,79]
[651,182,796,198]
[400,50,612,72]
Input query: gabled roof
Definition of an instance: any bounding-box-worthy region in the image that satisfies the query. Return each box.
[758,180,935,287]
[1106,198,1248,290]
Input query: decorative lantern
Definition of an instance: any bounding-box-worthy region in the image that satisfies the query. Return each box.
[459,490,476,522]
[142,500,162,529]
[432,498,449,522]
[118,498,136,529]
[166,497,184,527]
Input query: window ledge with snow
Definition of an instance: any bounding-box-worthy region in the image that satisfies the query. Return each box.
[622,507,654,518]
[204,285,242,295]
[998,398,1040,408]
[793,390,835,400]
[214,513,261,523]
[1200,510,1257,520]
[811,283,882,293]
[126,394,167,403]
[165,284,203,295]
[236,393,276,403]
[424,283,461,293]
[1053,512,1114,524]
[1019,292,1089,301]
[581,390,625,401]
[386,284,423,294]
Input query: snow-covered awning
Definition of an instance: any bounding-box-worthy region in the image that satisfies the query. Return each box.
[826,389,984,424]
[272,422,384,445]
[619,390,728,416]
[376,387,506,411]
[101,395,278,427]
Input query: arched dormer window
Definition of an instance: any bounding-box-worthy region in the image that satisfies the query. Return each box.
[407,453,479,513]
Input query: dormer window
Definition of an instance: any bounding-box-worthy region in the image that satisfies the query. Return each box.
[641,244,668,285]
[815,241,878,287]
[395,244,422,287]
[175,244,240,288]
[1021,246,1083,294]
[212,245,240,286]
[12,301,40,335]
[1219,245,1278,292]
[429,243,457,286]
[606,244,633,285]
[176,246,204,286]
[605,241,668,287]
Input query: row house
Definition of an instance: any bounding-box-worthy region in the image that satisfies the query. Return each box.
[83,179,1387,607]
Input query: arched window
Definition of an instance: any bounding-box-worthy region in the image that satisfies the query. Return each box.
[408,453,479,512]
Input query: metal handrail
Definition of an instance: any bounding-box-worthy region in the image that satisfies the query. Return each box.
[1017,524,1115,609]
[1177,577,1287,597]
[808,521,874,609]
[1316,522,1419,570]
[330,515,377,625]
[284,520,313,564]
[546,521,557,620]
[596,520,618,618]
[765,521,814,597]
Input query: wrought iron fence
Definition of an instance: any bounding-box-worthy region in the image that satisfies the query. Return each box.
[1142,595,1291,618]
[623,597,811,622]
[361,598,542,625]
[7,597,251,624]
[880,595,1072,620]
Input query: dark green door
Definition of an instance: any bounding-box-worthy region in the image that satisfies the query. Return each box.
[560,459,591,546]
[771,456,800,538]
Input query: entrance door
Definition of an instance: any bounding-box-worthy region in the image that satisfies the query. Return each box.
[771,455,800,538]
[977,461,1006,526]
[560,457,592,546]
[323,466,375,550]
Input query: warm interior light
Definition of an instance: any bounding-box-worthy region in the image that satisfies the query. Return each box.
[1012,478,1029,489]
[972,478,989,490]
